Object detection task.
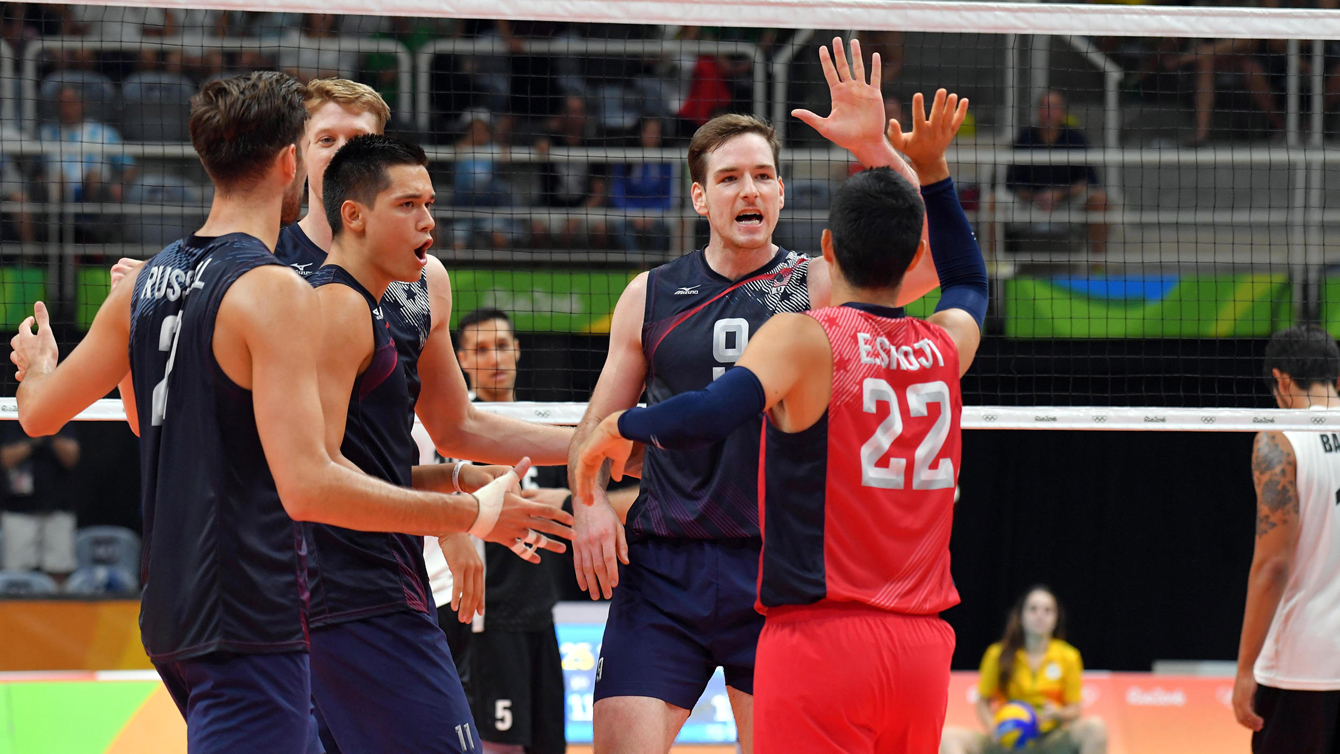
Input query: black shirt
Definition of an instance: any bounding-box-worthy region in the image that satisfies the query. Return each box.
[1,424,76,514]
[1006,126,1099,193]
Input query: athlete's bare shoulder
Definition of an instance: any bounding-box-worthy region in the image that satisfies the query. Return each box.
[611,271,649,344]
[221,264,317,323]
[422,254,450,329]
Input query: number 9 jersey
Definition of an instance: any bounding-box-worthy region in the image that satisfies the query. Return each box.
[757,302,962,616]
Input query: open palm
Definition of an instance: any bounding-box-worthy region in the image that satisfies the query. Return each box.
[886,89,970,169]
[791,37,887,154]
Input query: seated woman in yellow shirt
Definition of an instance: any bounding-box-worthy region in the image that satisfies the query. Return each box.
[940,586,1108,754]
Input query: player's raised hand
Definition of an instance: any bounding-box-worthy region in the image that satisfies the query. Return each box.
[439,532,484,622]
[886,89,970,181]
[573,412,634,507]
[109,257,144,289]
[10,301,58,382]
[791,37,887,159]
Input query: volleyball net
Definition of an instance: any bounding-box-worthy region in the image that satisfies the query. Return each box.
[1,1,1339,423]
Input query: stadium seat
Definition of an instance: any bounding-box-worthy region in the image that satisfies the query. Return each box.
[0,267,47,331]
[37,70,119,126]
[123,173,209,246]
[120,71,196,142]
[64,565,138,596]
[0,571,59,596]
[75,525,140,575]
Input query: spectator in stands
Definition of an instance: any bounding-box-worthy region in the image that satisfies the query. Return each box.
[1006,90,1109,255]
[533,95,608,248]
[940,586,1108,754]
[39,86,135,205]
[0,153,34,244]
[495,20,573,144]
[65,4,169,41]
[0,424,79,581]
[279,13,356,82]
[451,109,515,249]
[610,117,673,252]
[364,16,446,112]
[1163,39,1286,146]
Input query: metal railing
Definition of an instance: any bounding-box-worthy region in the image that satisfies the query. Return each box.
[20,36,414,130]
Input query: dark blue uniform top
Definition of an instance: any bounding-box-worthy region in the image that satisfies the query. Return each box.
[276,224,432,405]
[129,233,307,663]
[633,246,811,541]
[305,264,432,627]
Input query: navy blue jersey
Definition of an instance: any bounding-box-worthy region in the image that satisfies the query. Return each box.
[633,247,811,540]
[305,264,432,627]
[276,224,432,405]
[129,233,306,663]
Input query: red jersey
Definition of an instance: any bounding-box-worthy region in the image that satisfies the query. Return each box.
[756,302,962,616]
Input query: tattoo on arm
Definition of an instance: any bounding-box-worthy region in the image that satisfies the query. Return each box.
[1252,431,1299,539]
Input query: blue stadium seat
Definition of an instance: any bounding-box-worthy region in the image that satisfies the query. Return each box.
[120,71,196,142]
[38,70,119,126]
[64,565,138,596]
[0,571,58,596]
[122,173,209,246]
[74,525,140,575]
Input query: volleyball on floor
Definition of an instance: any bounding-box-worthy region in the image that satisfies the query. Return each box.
[993,701,1039,750]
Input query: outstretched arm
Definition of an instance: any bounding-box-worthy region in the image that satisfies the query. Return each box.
[1233,431,1300,732]
[793,37,937,307]
[574,313,831,505]
[415,256,573,466]
[13,284,132,436]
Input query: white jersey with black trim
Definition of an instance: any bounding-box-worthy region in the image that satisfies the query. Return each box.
[1256,421,1340,690]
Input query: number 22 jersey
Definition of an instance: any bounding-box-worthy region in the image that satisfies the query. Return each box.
[757,302,962,615]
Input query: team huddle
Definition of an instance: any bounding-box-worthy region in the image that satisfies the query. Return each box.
[7,38,987,754]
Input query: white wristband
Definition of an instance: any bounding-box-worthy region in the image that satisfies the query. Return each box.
[467,471,515,538]
[451,460,467,493]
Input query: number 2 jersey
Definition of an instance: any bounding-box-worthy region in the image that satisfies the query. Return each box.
[129,233,306,662]
[757,302,962,615]
[635,246,811,540]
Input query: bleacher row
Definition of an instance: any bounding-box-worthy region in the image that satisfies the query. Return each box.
[0,524,139,596]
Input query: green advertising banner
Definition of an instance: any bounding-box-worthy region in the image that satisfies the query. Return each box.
[447,270,638,334]
[1320,276,1340,338]
[1005,274,1293,339]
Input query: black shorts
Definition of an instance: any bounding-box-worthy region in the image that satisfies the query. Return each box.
[466,624,566,754]
[1254,685,1340,754]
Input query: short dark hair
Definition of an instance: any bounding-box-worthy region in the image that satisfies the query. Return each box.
[455,307,514,346]
[827,167,925,290]
[1264,325,1340,391]
[322,134,429,237]
[190,71,309,188]
[687,114,780,186]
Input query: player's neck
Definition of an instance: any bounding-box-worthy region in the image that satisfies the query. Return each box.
[829,277,902,311]
[1023,633,1049,654]
[297,194,334,251]
[474,386,515,403]
[326,238,393,301]
[703,237,777,281]
[196,189,285,251]
[1296,386,1340,409]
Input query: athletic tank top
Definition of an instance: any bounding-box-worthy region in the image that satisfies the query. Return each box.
[757,303,962,615]
[633,246,811,540]
[129,233,307,662]
[304,264,433,627]
[276,224,432,405]
[1256,424,1340,690]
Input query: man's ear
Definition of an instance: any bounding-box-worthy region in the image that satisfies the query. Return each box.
[279,144,298,182]
[777,175,785,210]
[690,182,708,217]
[908,237,930,272]
[340,200,365,235]
[821,228,835,265]
[1273,368,1292,407]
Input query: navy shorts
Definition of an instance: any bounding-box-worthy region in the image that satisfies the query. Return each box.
[155,650,311,754]
[594,537,765,710]
[309,610,478,753]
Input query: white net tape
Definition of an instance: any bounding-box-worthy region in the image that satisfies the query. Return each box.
[3,398,1335,432]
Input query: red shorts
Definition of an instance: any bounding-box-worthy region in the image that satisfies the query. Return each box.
[754,603,955,754]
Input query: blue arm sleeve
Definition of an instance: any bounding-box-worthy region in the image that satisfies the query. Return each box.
[922,177,988,328]
[616,366,767,450]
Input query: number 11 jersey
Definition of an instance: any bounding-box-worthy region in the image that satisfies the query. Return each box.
[757,302,962,616]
